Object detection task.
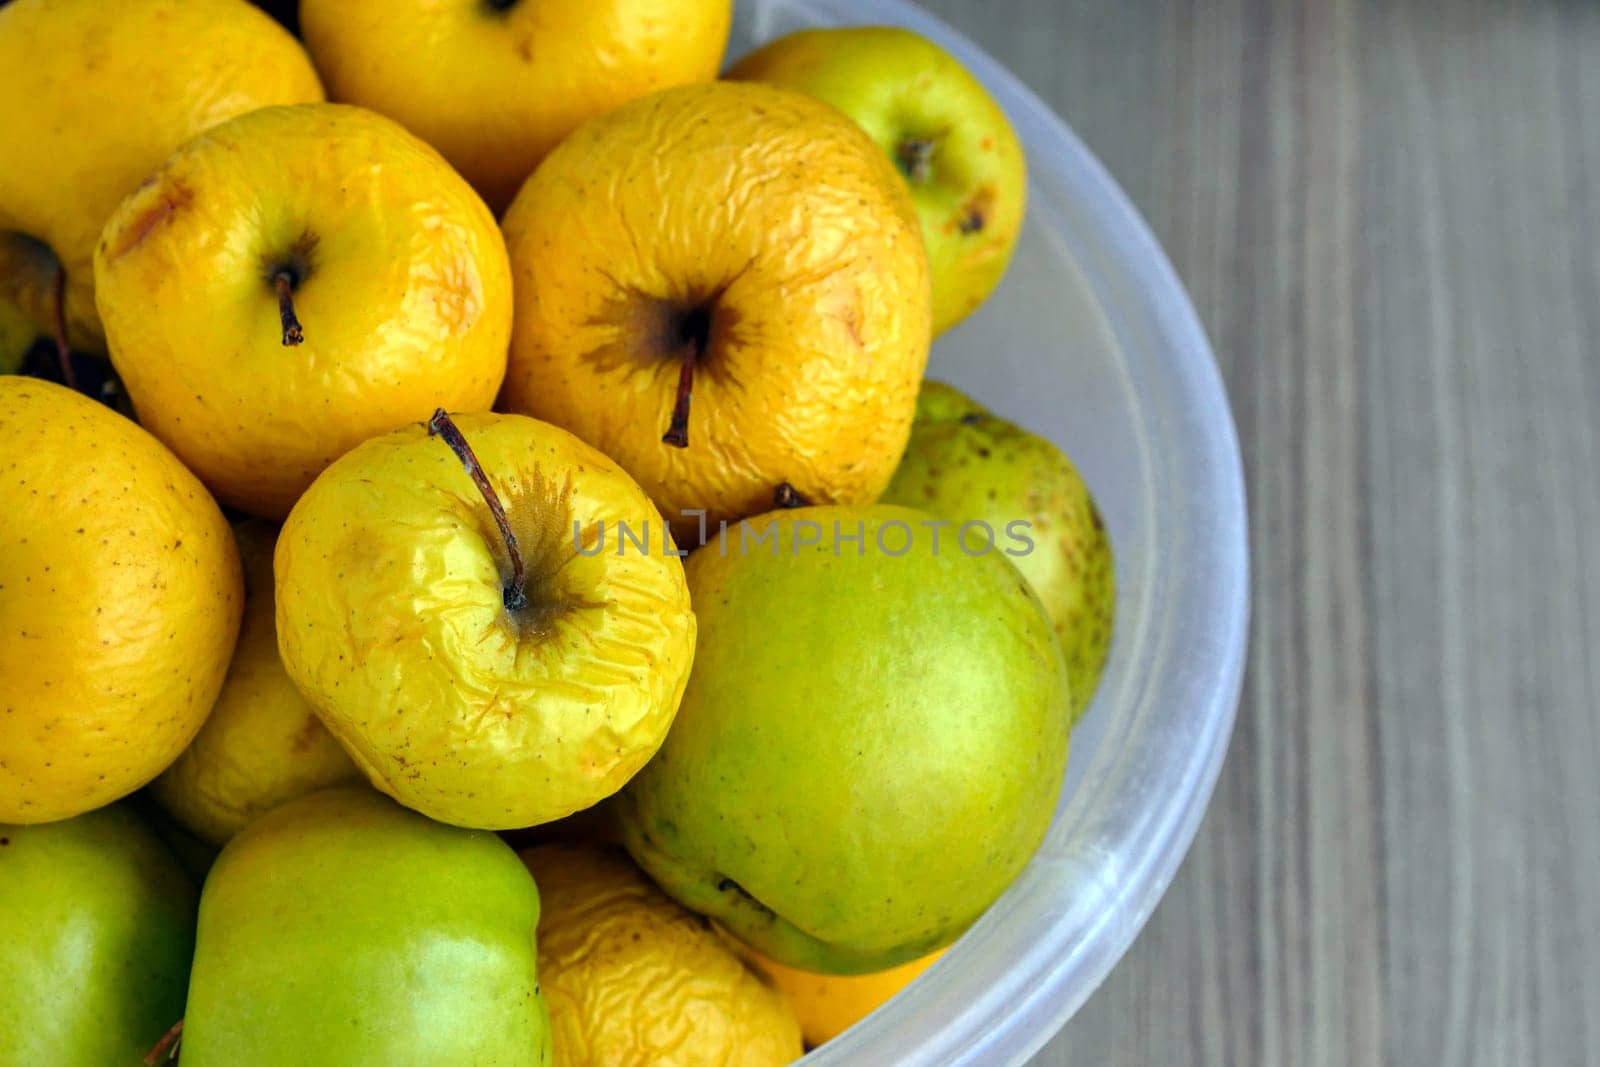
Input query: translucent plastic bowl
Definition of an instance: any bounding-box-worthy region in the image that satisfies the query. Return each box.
[730,1,1251,1062]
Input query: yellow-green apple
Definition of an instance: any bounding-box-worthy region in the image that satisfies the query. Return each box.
[732,26,1026,334]
[0,803,197,1065]
[180,788,552,1065]
[94,103,512,519]
[153,520,361,845]
[299,0,734,213]
[617,505,1070,974]
[0,0,322,353]
[883,381,1114,724]
[500,82,931,540]
[275,411,696,831]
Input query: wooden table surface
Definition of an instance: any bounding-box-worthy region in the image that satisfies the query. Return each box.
[911,1,1600,1063]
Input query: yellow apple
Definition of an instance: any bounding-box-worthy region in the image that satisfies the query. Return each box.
[500,81,931,540]
[299,0,734,213]
[275,411,696,831]
[94,103,512,520]
[522,843,803,1065]
[0,0,322,352]
[152,521,361,845]
[732,27,1027,334]
[746,948,946,1047]
[0,378,243,824]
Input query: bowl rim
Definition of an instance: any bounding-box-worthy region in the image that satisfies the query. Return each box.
[757,2,1253,1063]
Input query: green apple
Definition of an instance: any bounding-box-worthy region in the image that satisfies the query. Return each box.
[181,787,551,1065]
[883,380,1114,724]
[731,26,1027,335]
[0,803,197,1065]
[617,505,1070,975]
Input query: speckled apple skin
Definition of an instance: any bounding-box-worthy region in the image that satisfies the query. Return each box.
[883,381,1115,725]
[0,378,243,823]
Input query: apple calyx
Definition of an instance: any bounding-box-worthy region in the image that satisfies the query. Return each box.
[896,135,943,184]
[773,482,811,509]
[51,265,77,390]
[273,271,304,347]
[661,304,712,449]
[427,409,529,613]
[143,1019,183,1064]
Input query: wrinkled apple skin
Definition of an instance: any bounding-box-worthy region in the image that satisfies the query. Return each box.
[0,803,197,1065]
[275,413,696,830]
[618,505,1069,974]
[181,787,551,1066]
[522,843,803,1066]
[499,82,931,541]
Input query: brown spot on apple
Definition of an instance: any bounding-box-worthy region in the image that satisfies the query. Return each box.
[955,185,998,236]
[832,299,866,349]
[290,714,323,754]
[105,179,194,261]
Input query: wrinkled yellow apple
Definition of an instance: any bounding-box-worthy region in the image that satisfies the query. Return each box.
[501,82,931,540]
[523,843,802,1066]
[300,0,733,213]
[0,379,242,824]
[276,412,696,830]
[152,521,361,845]
[94,103,512,519]
[0,0,322,350]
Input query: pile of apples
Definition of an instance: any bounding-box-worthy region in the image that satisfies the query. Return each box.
[0,1,1115,1063]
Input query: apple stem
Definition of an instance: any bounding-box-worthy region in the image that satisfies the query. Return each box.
[773,482,812,509]
[427,409,529,612]
[52,265,77,391]
[662,352,695,448]
[274,272,304,347]
[143,1019,183,1064]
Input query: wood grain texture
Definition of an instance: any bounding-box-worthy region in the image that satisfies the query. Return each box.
[911,1,1600,1063]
